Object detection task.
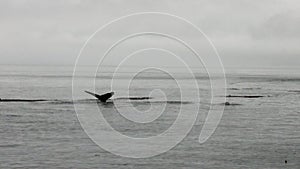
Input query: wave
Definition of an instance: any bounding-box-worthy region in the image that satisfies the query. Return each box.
[0,74,210,80]
[113,97,153,100]
[222,102,242,106]
[2,114,22,118]
[0,98,48,102]
[237,76,300,82]
[228,87,262,91]
[226,95,265,98]
[150,101,192,104]
[0,144,21,148]
[0,98,193,105]
[288,90,300,93]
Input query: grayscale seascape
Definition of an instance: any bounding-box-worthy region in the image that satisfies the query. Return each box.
[0,65,299,168]
[1,1,300,168]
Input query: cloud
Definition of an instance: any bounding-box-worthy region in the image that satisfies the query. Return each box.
[0,0,299,68]
[250,11,300,40]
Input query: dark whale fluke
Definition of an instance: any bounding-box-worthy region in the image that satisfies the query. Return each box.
[85,91,114,102]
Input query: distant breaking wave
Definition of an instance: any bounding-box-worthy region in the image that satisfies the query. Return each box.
[114,97,153,100]
[0,74,211,80]
[228,87,262,91]
[288,90,300,93]
[0,98,193,104]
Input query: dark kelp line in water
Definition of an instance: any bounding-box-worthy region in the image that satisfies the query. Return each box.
[226,95,265,98]
[0,98,48,102]
[0,94,268,104]
[0,98,192,104]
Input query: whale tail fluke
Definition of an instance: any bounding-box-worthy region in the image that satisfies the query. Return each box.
[85,91,114,102]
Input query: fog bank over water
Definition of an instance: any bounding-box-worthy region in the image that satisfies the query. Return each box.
[0,0,299,68]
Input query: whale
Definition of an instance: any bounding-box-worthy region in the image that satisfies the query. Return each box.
[85,91,114,102]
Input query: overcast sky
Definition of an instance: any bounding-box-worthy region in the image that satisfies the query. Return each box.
[0,0,299,68]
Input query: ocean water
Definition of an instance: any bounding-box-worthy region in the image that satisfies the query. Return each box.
[0,65,299,168]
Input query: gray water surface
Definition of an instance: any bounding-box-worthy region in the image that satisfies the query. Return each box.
[0,65,299,168]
